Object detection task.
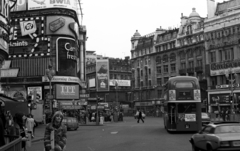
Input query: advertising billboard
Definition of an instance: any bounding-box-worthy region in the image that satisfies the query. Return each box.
[28,0,79,13]
[46,16,76,38]
[27,86,43,101]
[11,0,27,12]
[96,59,109,91]
[56,37,78,76]
[56,84,79,99]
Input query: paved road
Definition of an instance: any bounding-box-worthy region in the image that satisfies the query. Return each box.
[28,117,194,151]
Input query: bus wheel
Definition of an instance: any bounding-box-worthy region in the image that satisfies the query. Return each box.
[207,145,214,151]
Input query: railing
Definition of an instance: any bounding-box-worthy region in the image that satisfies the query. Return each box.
[0,135,22,151]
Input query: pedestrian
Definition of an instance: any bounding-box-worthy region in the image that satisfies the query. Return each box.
[0,115,5,147]
[25,114,35,138]
[44,111,67,151]
[12,113,28,151]
[137,109,144,123]
[226,108,230,121]
[222,108,226,122]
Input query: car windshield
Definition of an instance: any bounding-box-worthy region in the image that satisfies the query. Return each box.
[215,125,240,133]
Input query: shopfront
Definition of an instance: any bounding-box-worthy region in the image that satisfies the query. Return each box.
[208,86,240,113]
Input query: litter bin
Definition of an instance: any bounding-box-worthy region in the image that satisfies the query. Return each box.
[100,116,104,125]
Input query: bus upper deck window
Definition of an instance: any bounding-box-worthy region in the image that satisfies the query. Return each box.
[175,82,193,88]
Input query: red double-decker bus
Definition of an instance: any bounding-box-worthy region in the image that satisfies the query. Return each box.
[162,76,202,132]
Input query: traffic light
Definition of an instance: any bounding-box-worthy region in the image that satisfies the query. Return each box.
[27,95,32,108]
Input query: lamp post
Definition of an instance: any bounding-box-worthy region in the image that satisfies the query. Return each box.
[46,65,55,114]
[225,69,237,114]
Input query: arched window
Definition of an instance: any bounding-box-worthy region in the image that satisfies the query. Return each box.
[163,54,168,63]
[170,53,176,62]
[156,56,161,64]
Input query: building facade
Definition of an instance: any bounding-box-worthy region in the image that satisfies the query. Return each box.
[205,0,240,113]
[2,0,86,114]
[86,55,132,111]
[130,8,208,114]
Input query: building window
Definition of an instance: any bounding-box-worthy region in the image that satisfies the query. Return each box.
[148,68,151,75]
[163,54,168,63]
[170,53,176,62]
[170,64,176,72]
[141,70,143,77]
[110,74,113,79]
[219,50,223,62]
[163,65,168,73]
[187,49,193,58]
[158,90,162,98]
[196,47,202,56]
[197,60,202,67]
[210,51,216,63]
[180,51,185,60]
[149,80,152,86]
[157,78,162,86]
[157,66,161,74]
[181,62,186,69]
[210,76,217,88]
[156,56,161,64]
[189,61,194,68]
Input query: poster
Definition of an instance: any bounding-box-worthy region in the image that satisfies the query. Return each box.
[96,59,109,91]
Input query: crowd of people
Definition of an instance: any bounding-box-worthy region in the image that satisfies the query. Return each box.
[0,103,37,151]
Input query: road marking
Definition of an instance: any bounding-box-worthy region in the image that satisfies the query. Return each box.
[111,131,118,134]
[88,146,95,151]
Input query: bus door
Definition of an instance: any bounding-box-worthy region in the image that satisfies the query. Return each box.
[168,103,177,130]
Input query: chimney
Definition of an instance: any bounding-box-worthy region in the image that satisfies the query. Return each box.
[207,0,216,18]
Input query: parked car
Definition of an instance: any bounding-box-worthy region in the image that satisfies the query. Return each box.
[190,122,240,151]
[201,112,210,126]
[62,116,79,131]
[134,111,146,119]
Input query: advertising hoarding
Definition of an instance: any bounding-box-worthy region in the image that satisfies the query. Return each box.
[96,59,109,91]
[11,0,27,12]
[109,80,131,87]
[28,0,79,13]
[56,84,79,99]
[27,86,43,100]
[56,37,78,76]
[46,16,76,38]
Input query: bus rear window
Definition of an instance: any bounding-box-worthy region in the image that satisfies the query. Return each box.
[175,82,193,88]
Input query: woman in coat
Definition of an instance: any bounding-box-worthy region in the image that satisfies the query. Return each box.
[44,111,67,151]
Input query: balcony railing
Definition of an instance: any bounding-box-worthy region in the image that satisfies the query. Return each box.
[179,69,186,74]
[195,66,203,72]
[187,67,195,73]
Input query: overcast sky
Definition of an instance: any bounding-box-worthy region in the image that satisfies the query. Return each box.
[81,0,224,59]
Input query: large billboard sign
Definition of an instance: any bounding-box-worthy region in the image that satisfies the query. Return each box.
[56,37,78,76]
[11,0,27,12]
[96,59,109,91]
[28,0,79,13]
[56,84,79,99]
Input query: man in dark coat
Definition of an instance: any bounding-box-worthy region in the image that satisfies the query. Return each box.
[137,109,144,123]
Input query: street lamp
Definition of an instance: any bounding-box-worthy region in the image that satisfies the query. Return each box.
[225,69,238,114]
[46,64,55,114]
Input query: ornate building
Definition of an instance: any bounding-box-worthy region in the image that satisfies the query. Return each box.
[204,0,240,112]
[130,8,208,113]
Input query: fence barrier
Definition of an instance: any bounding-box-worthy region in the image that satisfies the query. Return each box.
[0,135,22,151]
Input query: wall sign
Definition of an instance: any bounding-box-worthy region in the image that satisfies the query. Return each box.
[56,84,79,99]
[96,59,109,92]
[20,20,37,36]
[49,17,65,32]
[56,37,78,76]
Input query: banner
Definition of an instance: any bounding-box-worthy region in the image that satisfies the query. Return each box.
[28,0,79,14]
[96,59,109,91]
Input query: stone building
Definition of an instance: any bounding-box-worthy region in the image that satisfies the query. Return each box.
[86,55,132,110]
[204,0,240,113]
[130,8,208,113]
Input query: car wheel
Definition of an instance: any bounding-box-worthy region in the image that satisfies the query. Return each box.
[191,144,200,151]
[207,145,214,151]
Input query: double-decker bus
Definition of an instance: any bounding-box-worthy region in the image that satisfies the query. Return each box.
[162,76,202,132]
